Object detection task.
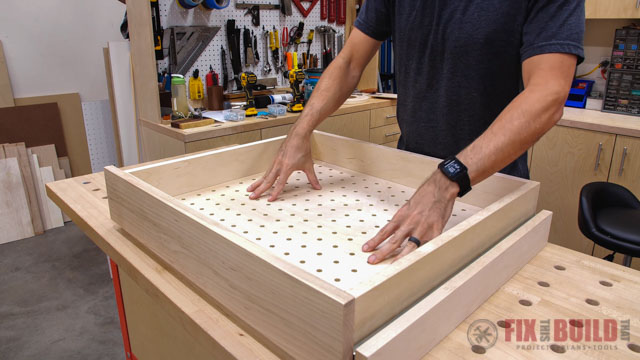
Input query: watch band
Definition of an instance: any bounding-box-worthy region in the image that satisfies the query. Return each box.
[438,156,472,197]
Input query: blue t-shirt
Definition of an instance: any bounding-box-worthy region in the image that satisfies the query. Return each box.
[355,0,585,178]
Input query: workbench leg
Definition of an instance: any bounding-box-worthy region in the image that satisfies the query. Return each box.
[110,259,137,360]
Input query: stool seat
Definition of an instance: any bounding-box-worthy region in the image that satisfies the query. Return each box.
[596,208,640,246]
[578,182,640,262]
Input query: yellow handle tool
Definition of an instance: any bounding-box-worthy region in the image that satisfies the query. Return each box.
[292,52,298,69]
[269,31,275,51]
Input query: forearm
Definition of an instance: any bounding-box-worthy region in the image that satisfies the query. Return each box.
[458,53,576,185]
[458,84,565,184]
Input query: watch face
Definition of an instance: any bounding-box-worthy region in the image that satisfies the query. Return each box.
[443,160,462,177]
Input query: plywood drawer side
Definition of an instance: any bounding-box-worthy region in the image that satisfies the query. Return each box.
[370,106,397,128]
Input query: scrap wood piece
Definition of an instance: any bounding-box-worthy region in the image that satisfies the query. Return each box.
[28,152,52,230]
[0,158,34,244]
[170,118,215,129]
[39,166,64,229]
[3,143,44,234]
[0,103,67,156]
[0,40,14,108]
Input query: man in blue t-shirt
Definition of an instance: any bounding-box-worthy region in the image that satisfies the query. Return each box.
[248,0,584,264]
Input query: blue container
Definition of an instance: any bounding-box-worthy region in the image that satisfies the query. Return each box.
[565,79,595,108]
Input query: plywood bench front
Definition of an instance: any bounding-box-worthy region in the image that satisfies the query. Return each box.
[104,131,539,360]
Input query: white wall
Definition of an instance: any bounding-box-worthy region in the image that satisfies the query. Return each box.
[0,0,125,102]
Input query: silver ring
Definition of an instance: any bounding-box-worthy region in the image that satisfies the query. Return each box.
[407,236,421,248]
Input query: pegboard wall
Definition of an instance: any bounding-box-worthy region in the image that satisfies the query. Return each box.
[81,100,119,173]
[157,0,346,89]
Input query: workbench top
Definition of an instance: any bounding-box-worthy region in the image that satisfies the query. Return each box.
[559,108,640,137]
[143,97,396,143]
[47,171,640,359]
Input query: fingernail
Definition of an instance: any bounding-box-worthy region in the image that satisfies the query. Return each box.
[368,255,377,264]
[362,244,369,251]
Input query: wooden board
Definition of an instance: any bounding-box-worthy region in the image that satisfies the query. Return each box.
[316,112,371,142]
[126,0,162,124]
[0,103,67,155]
[46,173,279,360]
[28,152,52,230]
[261,124,293,139]
[0,40,14,108]
[39,166,64,228]
[107,131,539,357]
[58,156,72,178]
[105,166,355,360]
[3,143,43,234]
[14,93,92,176]
[0,158,34,243]
[178,162,481,291]
[139,125,185,162]
[184,131,261,153]
[29,145,66,181]
[104,47,124,167]
[107,41,139,166]
[356,211,551,359]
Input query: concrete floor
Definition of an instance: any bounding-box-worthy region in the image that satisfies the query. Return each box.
[0,223,123,360]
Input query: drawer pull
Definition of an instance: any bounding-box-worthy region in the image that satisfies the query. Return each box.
[385,114,397,119]
[594,142,603,171]
[618,147,628,177]
[385,131,401,137]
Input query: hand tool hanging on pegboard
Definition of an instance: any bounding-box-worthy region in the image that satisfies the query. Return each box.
[201,0,231,9]
[292,0,318,18]
[244,28,255,66]
[280,0,292,15]
[253,32,260,65]
[150,0,164,60]
[328,0,336,23]
[221,46,230,90]
[320,0,327,20]
[262,28,272,75]
[244,5,260,26]
[337,0,345,25]
[226,20,243,90]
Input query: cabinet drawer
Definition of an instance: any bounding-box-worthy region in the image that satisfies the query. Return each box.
[185,131,261,153]
[370,106,397,128]
[370,123,401,144]
[316,111,370,142]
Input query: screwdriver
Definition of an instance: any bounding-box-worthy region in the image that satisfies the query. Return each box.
[306,30,314,69]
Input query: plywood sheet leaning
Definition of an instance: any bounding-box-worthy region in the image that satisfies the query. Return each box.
[107,41,140,166]
[103,47,124,167]
[355,211,552,360]
[0,40,14,108]
[29,144,70,222]
[39,166,64,228]
[0,158,34,244]
[0,103,67,155]
[58,157,72,179]
[3,143,44,234]
[14,93,91,176]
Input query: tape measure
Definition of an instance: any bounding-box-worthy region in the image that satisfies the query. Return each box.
[176,0,203,9]
[201,0,230,10]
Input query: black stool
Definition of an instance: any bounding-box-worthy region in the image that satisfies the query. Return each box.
[578,182,640,267]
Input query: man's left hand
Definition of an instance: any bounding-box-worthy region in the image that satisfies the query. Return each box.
[362,171,459,264]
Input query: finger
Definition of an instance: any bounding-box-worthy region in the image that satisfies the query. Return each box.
[246,177,264,192]
[368,226,412,264]
[249,168,280,200]
[362,221,398,252]
[391,240,418,264]
[304,166,322,190]
[268,169,293,201]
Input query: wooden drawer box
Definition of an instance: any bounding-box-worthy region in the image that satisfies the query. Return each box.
[104,132,540,359]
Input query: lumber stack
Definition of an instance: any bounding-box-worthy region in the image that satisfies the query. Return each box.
[0,143,69,245]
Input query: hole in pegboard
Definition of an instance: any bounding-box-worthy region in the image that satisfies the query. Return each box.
[549,344,566,354]
[470,345,486,354]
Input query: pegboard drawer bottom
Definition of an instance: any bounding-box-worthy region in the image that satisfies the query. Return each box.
[104,131,540,359]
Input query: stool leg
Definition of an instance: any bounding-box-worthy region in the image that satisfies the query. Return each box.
[623,255,632,267]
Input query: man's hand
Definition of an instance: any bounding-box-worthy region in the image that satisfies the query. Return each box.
[362,171,458,264]
[246,131,322,201]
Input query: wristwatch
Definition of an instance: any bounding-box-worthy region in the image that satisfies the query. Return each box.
[438,156,472,197]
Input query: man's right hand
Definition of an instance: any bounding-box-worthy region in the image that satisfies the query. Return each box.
[246,130,322,201]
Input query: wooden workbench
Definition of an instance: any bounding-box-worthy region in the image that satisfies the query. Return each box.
[48,171,640,359]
